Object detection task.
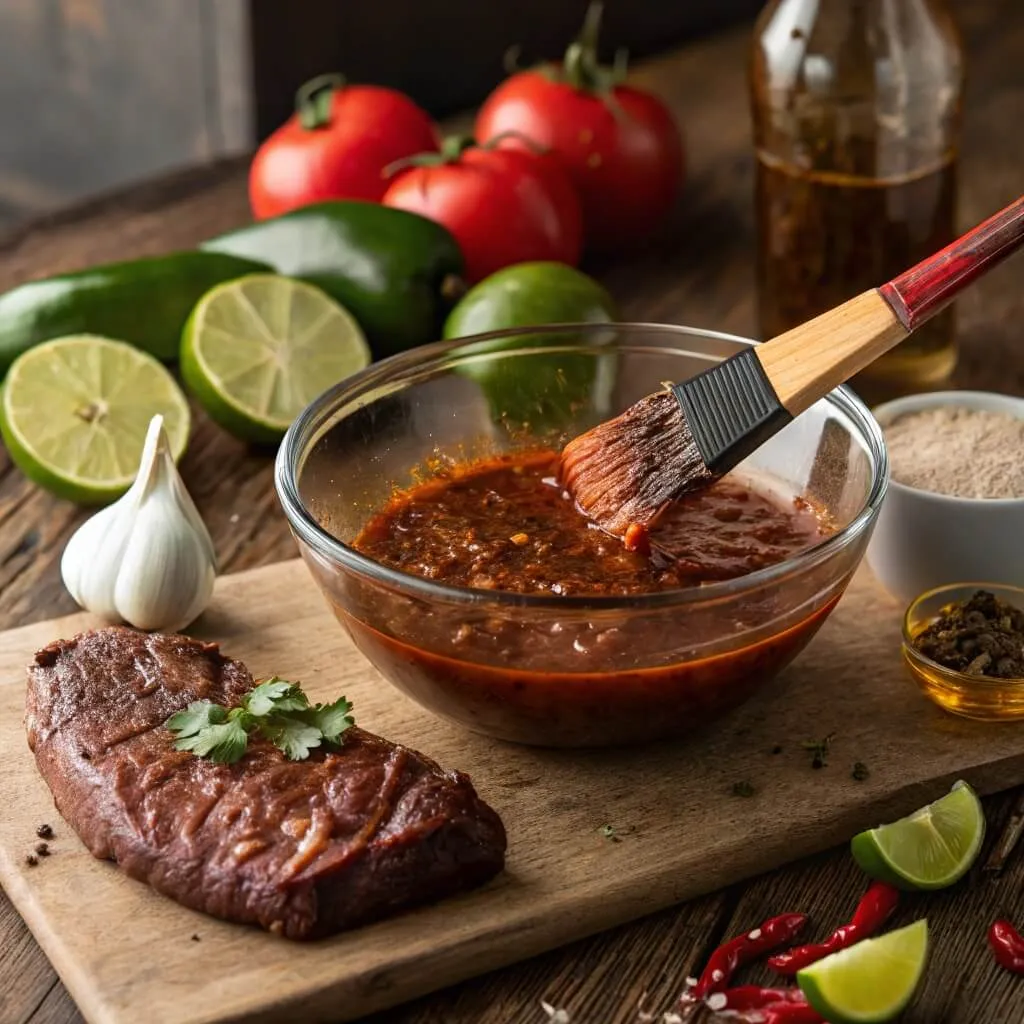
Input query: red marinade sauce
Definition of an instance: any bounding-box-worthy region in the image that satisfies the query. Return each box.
[342,449,836,746]
[352,451,829,596]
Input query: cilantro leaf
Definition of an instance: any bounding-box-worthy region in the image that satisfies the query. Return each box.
[166,678,356,764]
[306,696,355,744]
[243,678,308,717]
[166,701,226,738]
[262,715,324,761]
[173,718,249,763]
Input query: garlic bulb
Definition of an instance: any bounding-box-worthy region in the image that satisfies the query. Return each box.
[61,415,217,632]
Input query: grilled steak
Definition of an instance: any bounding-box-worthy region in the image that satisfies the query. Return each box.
[25,627,506,939]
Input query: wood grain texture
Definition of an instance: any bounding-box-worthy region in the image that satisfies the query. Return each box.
[1,0,1023,1021]
[0,562,1022,1024]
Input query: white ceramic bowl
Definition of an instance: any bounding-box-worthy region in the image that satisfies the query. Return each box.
[866,390,1024,604]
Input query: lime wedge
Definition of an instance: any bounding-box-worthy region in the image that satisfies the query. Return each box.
[180,274,370,444]
[797,919,929,1023]
[851,780,985,890]
[0,334,190,504]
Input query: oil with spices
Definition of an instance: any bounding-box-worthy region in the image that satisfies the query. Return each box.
[750,0,965,401]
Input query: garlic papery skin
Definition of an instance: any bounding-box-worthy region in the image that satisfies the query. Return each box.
[60,414,217,633]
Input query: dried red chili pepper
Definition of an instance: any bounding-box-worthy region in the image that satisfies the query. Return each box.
[704,984,808,1012]
[691,913,809,999]
[767,882,899,975]
[760,1005,824,1024]
[989,919,1024,974]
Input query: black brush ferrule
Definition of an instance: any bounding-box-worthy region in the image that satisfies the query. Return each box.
[671,348,791,475]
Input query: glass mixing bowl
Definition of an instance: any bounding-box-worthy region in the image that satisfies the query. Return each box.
[275,324,888,747]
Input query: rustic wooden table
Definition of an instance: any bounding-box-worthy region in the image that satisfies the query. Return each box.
[2,2,1023,1021]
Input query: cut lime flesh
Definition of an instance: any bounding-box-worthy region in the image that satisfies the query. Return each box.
[0,334,190,504]
[181,274,370,443]
[851,780,985,890]
[798,919,929,1024]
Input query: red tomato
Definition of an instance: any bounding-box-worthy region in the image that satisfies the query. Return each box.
[249,75,438,219]
[475,10,684,251]
[381,138,583,284]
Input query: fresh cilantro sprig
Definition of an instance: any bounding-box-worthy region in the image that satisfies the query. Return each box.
[166,677,355,764]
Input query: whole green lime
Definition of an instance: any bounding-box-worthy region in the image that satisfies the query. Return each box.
[442,261,618,432]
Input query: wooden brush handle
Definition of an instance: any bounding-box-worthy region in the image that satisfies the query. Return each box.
[756,193,1024,416]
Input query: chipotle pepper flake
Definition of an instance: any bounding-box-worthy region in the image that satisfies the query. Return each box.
[35,823,53,839]
[34,842,50,857]
[989,919,1024,974]
[623,522,651,556]
[24,854,38,867]
[767,882,899,975]
[691,913,809,999]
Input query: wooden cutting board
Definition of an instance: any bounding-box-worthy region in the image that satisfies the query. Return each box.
[2,559,1023,1024]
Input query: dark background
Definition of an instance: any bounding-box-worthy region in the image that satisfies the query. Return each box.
[0,0,763,230]
[250,0,764,135]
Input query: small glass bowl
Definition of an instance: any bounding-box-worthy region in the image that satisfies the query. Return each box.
[903,583,1024,721]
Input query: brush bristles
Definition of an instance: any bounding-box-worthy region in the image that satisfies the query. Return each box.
[560,390,716,536]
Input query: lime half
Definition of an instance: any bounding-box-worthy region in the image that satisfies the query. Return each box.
[851,780,985,890]
[0,334,189,504]
[181,274,370,444]
[798,919,929,1024]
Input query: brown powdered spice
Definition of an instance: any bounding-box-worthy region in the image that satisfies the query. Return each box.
[883,406,1024,499]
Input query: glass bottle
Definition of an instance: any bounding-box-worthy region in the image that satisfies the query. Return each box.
[750,0,965,401]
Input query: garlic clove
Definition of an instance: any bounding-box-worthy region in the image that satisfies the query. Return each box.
[112,487,216,632]
[60,414,218,633]
[60,492,140,621]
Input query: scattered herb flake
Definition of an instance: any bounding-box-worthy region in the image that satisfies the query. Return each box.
[731,780,756,798]
[598,823,637,843]
[771,744,784,755]
[34,842,50,857]
[801,732,836,769]
[191,934,201,942]
[25,854,38,867]
[167,679,355,765]
[35,823,53,839]
[852,761,870,782]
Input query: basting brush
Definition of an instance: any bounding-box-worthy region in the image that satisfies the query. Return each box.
[562,193,1024,537]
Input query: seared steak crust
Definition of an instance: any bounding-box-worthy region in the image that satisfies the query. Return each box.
[25,627,506,939]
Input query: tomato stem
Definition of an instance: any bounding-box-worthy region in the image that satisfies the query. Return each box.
[560,2,630,98]
[479,130,550,155]
[563,2,604,91]
[296,72,346,130]
[382,135,476,178]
